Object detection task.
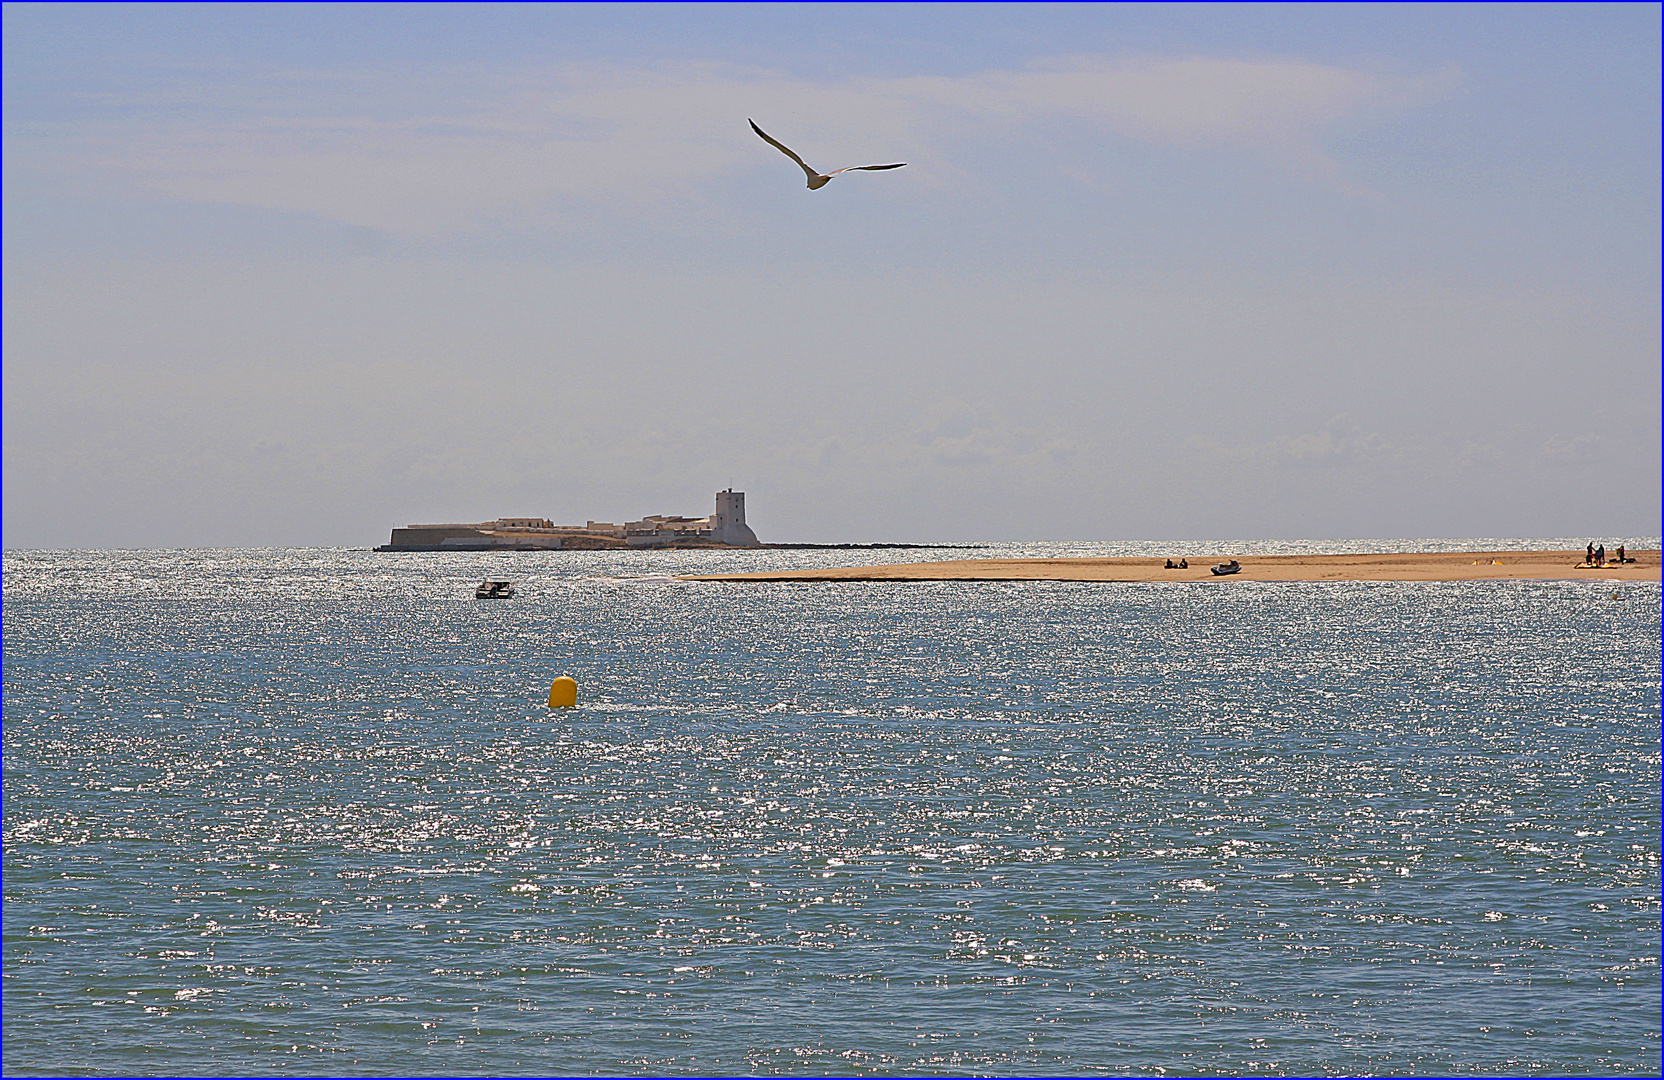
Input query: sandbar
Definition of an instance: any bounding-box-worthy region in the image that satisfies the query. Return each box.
[684,550,1660,584]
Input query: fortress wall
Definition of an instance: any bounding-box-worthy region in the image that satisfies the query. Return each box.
[382,492,758,549]
[387,527,490,547]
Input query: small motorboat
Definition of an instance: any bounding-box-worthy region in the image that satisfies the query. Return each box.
[1210,560,1241,576]
[475,580,515,599]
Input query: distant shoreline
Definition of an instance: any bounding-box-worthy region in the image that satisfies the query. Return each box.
[682,550,1661,583]
[373,541,982,553]
[762,543,985,550]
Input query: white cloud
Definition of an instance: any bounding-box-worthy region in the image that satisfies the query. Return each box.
[1266,413,1402,468]
[37,53,1459,234]
[1540,433,1604,464]
[900,56,1457,175]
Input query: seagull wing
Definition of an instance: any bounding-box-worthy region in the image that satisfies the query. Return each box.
[749,119,820,182]
[824,162,907,176]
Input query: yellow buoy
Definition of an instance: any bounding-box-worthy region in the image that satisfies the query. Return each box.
[547,676,577,708]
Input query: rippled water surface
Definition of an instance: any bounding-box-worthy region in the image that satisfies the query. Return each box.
[4,545,1660,1076]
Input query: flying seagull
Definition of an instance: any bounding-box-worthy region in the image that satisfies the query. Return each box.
[748,119,906,190]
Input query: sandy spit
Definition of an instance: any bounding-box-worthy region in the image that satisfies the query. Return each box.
[683,550,1661,584]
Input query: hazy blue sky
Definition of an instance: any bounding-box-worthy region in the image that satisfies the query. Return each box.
[4,3,1658,546]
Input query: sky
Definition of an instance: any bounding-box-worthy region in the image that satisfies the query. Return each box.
[4,2,1659,547]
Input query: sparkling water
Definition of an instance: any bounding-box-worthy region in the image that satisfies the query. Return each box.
[4,545,1659,1075]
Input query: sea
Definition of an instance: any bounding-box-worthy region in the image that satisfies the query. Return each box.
[3,540,1660,1077]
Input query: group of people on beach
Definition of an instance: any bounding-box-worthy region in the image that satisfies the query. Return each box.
[1585,542,1631,567]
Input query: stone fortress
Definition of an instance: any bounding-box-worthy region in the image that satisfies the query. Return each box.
[377,490,760,551]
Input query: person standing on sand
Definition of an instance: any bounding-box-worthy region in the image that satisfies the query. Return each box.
[1596,543,1606,567]
[1618,545,1626,564]
[1587,542,1595,565]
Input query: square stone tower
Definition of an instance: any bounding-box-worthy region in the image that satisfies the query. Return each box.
[710,489,760,546]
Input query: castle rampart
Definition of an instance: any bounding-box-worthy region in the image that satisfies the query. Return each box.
[377,491,761,551]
